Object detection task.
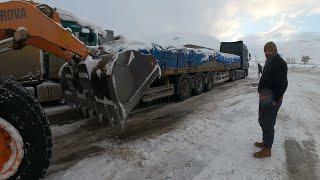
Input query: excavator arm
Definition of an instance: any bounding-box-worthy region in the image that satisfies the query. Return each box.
[0,0,88,61]
[0,0,161,128]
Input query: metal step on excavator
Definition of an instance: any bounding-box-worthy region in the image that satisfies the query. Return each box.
[0,1,160,179]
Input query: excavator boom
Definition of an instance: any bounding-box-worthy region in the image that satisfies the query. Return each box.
[0,0,88,61]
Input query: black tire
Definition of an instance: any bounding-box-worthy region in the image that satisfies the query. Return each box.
[245,69,249,76]
[193,73,204,95]
[0,77,52,180]
[174,74,192,101]
[204,72,214,91]
[230,70,236,82]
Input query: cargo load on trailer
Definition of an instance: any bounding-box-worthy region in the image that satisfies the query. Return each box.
[103,37,249,102]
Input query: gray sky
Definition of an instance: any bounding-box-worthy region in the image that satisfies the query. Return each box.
[2,0,320,62]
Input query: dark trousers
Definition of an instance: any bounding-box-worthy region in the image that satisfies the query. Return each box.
[258,90,282,149]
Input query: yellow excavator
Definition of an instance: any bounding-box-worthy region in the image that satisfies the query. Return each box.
[0,1,160,179]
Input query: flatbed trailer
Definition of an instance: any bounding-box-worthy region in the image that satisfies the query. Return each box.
[104,40,250,103]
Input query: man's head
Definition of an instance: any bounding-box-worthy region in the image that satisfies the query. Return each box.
[264,42,278,60]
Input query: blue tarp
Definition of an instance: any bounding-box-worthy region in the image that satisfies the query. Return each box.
[136,44,241,71]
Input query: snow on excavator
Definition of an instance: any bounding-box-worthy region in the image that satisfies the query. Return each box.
[0,1,160,179]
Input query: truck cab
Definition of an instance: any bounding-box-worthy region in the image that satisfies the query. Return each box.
[220,41,250,76]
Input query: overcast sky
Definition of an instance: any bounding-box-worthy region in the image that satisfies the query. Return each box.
[2,0,320,62]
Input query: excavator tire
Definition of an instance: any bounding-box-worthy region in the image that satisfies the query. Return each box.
[0,76,52,180]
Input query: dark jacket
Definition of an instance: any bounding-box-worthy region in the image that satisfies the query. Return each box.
[258,54,288,101]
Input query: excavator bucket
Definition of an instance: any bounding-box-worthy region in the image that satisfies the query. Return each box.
[60,50,161,128]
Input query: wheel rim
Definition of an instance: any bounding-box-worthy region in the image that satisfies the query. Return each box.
[0,118,24,179]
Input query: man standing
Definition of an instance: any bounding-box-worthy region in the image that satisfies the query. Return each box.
[254,42,288,158]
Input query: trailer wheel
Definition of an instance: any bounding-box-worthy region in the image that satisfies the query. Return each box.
[193,73,204,95]
[175,74,191,101]
[0,77,52,180]
[204,72,214,91]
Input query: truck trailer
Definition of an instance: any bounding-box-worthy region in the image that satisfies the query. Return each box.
[102,39,250,103]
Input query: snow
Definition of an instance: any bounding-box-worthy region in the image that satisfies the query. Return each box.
[82,56,98,79]
[103,36,240,64]
[37,81,60,87]
[45,65,320,180]
[56,8,107,37]
[103,36,153,54]
[144,32,221,50]
[103,35,216,55]
[44,105,70,117]
[50,119,89,138]
[127,51,135,66]
[287,64,320,73]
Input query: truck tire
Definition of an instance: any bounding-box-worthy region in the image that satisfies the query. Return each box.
[0,77,52,180]
[204,72,214,91]
[175,74,192,101]
[230,70,236,82]
[193,73,204,95]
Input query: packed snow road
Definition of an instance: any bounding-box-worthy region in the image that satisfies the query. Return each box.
[44,66,320,180]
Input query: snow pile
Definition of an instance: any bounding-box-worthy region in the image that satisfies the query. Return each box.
[103,36,153,54]
[82,56,99,79]
[147,32,221,50]
[56,8,106,37]
[287,64,320,73]
[103,35,217,55]
[103,36,240,65]
[46,68,320,179]
[50,119,89,138]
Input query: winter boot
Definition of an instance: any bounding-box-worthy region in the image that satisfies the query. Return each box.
[253,148,271,158]
[254,141,265,148]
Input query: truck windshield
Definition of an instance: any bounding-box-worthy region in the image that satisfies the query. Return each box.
[79,32,97,46]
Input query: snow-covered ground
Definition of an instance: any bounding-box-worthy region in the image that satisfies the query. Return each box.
[44,66,320,180]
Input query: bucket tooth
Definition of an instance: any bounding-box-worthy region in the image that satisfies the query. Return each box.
[59,63,80,107]
[70,61,99,119]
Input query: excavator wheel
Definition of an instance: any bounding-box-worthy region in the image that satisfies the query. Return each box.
[0,76,52,180]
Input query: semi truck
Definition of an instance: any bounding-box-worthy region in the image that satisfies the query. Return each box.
[0,1,249,179]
